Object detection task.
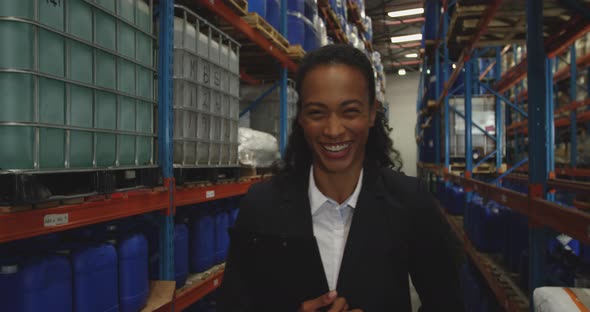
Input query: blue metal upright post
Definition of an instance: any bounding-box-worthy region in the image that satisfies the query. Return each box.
[495,47,503,172]
[157,0,175,280]
[527,0,549,298]
[546,57,556,202]
[434,1,441,166]
[464,57,473,212]
[279,0,288,155]
[570,45,578,167]
[443,6,451,184]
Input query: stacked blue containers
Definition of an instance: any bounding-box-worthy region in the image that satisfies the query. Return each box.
[0,259,22,311]
[448,186,466,215]
[175,223,190,288]
[502,211,528,273]
[303,17,320,52]
[191,204,216,273]
[118,233,149,312]
[229,198,240,226]
[214,203,231,264]
[266,0,281,31]
[248,0,267,19]
[304,0,318,21]
[473,201,507,253]
[23,255,73,312]
[1,254,73,312]
[72,244,119,312]
[287,12,305,47]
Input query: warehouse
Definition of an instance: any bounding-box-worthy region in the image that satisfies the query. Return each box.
[1,0,590,311]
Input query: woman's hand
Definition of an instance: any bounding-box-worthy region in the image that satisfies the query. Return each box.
[298,291,363,312]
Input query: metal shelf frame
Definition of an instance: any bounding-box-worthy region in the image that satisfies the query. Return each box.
[419,0,590,309]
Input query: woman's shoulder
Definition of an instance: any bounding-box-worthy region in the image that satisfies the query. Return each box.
[378,167,423,194]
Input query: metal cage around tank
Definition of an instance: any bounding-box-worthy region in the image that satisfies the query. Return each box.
[0,0,157,173]
[171,5,240,168]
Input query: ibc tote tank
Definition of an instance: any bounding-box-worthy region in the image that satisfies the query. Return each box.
[0,0,155,171]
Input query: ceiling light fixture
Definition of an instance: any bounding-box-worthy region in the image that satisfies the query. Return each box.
[387,8,424,18]
[452,63,457,69]
[398,69,407,76]
[405,53,418,58]
[390,33,422,43]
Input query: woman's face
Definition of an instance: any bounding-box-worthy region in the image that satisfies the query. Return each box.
[298,63,376,174]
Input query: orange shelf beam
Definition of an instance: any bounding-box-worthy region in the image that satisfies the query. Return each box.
[195,0,298,73]
[175,269,224,311]
[174,179,260,208]
[507,105,590,135]
[445,173,590,245]
[0,188,170,244]
[494,15,590,94]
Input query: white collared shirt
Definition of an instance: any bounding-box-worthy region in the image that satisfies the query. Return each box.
[308,167,363,291]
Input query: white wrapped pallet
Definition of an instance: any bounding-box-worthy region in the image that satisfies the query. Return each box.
[238,128,281,168]
[534,287,590,311]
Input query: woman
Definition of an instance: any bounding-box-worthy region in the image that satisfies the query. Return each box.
[218,44,463,312]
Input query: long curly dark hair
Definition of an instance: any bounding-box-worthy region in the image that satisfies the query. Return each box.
[277,44,403,174]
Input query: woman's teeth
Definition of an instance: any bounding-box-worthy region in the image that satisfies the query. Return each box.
[322,143,351,152]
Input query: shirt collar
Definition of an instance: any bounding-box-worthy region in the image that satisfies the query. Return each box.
[308,166,364,216]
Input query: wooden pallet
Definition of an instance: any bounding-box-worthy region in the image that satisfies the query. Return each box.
[242,13,289,52]
[288,45,305,62]
[223,0,248,16]
[0,196,86,213]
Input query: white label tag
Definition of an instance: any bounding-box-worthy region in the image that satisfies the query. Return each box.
[44,213,69,227]
[213,278,219,287]
[206,190,215,199]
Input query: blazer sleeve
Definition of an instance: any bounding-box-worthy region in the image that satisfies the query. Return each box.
[217,183,263,312]
[407,178,465,312]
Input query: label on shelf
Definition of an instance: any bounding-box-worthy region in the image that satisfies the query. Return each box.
[206,190,215,199]
[44,213,69,227]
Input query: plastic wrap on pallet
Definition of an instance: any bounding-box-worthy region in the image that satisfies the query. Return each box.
[534,287,590,312]
[316,16,329,47]
[238,127,280,167]
[576,36,587,58]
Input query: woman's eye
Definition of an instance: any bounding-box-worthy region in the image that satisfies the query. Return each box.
[345,109,361,115]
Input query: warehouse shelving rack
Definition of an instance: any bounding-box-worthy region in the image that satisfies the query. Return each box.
[418,0,590,310]
[0,0,296,310]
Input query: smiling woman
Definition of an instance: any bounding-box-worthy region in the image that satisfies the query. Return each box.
[218,44,464,312]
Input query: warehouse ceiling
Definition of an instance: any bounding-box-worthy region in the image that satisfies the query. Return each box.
[366,0,425,74]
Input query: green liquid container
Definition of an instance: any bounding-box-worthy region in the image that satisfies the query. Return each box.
[0,0,154,171]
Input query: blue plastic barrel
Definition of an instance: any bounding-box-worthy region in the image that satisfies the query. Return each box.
[502,212,528,273]
[118,234,149,312]
[215,208,230,264]
[175,223,189,288]
[303,0,318,21]
[266,0,281,31]
[73,244,119,312]
[0,257,22,311]
[448,186,465,215]
[143,224,160,280]
[20,255,73,312]
[190,205,216,273]
[303,17,320,52]
[289,0,305,14]
[248,0,267,19]
[287,12,305,46]
[474,202,507,253]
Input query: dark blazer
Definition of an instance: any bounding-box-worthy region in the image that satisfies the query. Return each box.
[218,163,464,312]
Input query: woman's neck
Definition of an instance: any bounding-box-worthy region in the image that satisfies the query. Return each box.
[312,162,363,205]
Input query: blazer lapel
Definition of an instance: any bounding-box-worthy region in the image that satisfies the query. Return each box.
[337,164,388,290]
[277,171,315,238]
